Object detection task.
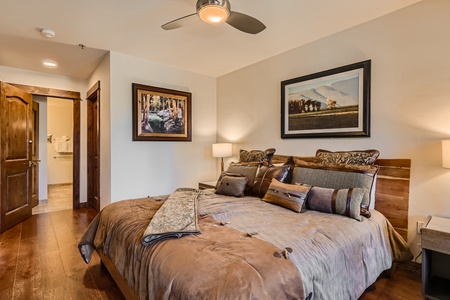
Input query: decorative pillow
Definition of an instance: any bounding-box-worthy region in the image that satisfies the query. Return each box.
[292,160,378,209]
[239,148,276,165]
[315,149,380,165]
[223,163,259,190]
[305,187,366,221]
[262,179,311,212]
[215,175,249,197]
[250,165,291,198]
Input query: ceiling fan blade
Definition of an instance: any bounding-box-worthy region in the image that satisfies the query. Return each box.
[226,11,266,34]
[161,13,198,30]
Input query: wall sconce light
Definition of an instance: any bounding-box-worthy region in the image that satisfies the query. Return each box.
[212,143,232,172]
[442,140,450,168]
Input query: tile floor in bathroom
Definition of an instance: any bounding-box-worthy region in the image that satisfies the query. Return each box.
[32,183,73,215]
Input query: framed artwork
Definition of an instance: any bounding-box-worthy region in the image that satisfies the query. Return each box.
[281,60,371,138]
[132,83,192,141]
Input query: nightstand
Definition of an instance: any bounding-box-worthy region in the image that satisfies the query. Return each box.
[198,181,217,190]
[422,216,450,299]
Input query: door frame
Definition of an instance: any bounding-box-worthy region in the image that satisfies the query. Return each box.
[9,83,83,209]
[31,101,39,207]
[86,81,100,211]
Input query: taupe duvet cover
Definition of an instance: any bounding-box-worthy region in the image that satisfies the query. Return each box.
[79,189,412,300]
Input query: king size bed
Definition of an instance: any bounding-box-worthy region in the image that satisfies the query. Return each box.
[78,149,413,300]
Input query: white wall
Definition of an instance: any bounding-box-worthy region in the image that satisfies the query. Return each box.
[47,97,73,184]
[108,52,217,202]
[0,66,89,202]
[216,0,450,258]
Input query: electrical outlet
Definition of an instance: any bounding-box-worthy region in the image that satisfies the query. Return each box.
[417,221,425,234]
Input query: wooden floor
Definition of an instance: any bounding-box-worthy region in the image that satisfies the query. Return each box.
[0,208,424,300]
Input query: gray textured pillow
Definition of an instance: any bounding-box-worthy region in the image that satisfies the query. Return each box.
[225,163,259,190]
[315,149,380,165]
[292,160,378,209]
[262,179,311,212]
[306,187,366,221]
[215,175,249,197]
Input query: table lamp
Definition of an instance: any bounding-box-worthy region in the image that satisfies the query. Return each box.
[212,143,232,172]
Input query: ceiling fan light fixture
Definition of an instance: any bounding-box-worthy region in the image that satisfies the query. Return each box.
[198,3,230,24]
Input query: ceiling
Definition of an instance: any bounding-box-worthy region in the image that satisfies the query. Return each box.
[0,0,422,79]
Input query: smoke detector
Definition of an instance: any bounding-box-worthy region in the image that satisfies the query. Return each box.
[40,29,56,38]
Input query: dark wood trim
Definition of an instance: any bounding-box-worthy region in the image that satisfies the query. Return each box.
[86,81,100,99]
[73,99,81,210]
[86,81,100,211]
[9,83,81,100]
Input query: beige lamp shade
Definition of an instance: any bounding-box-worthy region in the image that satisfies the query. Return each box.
[443,140,450,168]
[212,143,232,172]
[212,143,232,158]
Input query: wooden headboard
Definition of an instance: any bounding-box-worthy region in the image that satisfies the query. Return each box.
[272,155,411,241]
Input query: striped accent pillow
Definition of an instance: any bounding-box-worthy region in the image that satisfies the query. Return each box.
[262,179,311,212]
[305,187,366,221]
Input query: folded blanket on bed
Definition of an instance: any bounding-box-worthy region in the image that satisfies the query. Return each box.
[141,188,201,246]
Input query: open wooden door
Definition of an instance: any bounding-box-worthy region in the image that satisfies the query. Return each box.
[0,82,33,233]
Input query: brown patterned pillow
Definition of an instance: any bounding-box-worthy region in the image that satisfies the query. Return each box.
[305,187,366,221]
[239,148,276,165]
[250,165,291,198]
[315,149,380,165]
[262,179,311,212]
[292,160,378,209]
[216,175,249,197]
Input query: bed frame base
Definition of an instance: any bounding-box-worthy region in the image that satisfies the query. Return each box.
[98,250,138,300]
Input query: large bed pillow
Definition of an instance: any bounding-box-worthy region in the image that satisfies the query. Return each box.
[305,186,366,221]
[262,179,311,212]
[292,160,378,209]
[315,149,380,165]
[249,165,291,198]
[239,148,276,165]
[221,163,259,190]
[216,175,249,197]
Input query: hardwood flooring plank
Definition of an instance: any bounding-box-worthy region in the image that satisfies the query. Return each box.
[13,236,42,300]
[0,224,22,294]
[39,249,68,295]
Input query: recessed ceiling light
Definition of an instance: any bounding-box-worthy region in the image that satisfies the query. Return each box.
[41,28,56,38]
[43,60,57,68]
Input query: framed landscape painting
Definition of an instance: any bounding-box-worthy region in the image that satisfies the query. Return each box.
[281,60,371,138]
[132,83,192,141]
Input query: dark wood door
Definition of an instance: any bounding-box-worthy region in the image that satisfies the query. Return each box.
[0,82,33,233]
[31,101,40,207]
[87,81,100,211]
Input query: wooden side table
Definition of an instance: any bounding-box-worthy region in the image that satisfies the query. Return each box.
[198,181,217,190]
[421,216,450,299]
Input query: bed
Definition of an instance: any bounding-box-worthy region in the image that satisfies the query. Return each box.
[78,150,413,300]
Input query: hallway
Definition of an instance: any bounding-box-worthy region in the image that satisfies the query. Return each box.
[32,184,73,215]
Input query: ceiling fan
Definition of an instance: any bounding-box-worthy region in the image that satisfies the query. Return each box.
[161,0,266,34]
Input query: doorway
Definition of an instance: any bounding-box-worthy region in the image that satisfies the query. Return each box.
[8,83,82,210]
[32,97,74,214]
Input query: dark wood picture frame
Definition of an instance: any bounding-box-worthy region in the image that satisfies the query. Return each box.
[281,60,371,138]
[132,83,192,141]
